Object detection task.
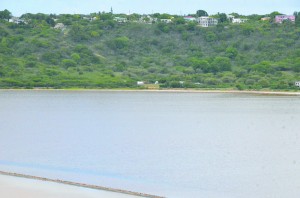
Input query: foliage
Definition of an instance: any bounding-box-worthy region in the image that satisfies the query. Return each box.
[0,9,12,21]
[196,10,208,17]
[216,13,229,23]
[0,10,300,90]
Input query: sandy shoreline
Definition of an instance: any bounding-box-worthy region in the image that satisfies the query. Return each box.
[0,171,164,198]
[0,88,300,96]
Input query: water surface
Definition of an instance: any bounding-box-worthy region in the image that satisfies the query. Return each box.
[1,90,300,197]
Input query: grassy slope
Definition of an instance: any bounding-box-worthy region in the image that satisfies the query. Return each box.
[0,17,300,90]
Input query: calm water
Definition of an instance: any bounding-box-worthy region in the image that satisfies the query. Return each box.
[1,90,300,198]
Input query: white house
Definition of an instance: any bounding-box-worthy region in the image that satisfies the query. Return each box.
[232,18,248,23]
[227,15,235,20]
[9,17,26,24]
[197,17,218,27]
[160,19,172,23]
[295,81,300,87]
[139,15,157,24]
[114,17,128,23]
[89,17,97,21]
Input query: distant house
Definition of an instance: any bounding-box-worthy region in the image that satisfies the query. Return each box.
[184,16,196,22]
[9,17,26,24]
[232,18,248,23]
[227,15,235,20]
[197,17,218,27]
[275,15,295,23]
[139,15,157,24]
[261,17,271,21]
[89,17,97,21]
[114,17,128,23]
[160,19,172,23]
[295,81,300,88]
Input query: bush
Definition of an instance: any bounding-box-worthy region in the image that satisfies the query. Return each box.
[62,59,76,68]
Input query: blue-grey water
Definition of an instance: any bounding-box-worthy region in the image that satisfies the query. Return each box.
[0,90,300,198]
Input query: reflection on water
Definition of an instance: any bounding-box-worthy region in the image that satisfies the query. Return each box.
[1,90,300,198]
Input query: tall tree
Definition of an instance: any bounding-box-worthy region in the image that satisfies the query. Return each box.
[269,11,282,19]
[294,11,300,26]
[217,13,228,23]
[0,9,12,21]
[196,10,208,17]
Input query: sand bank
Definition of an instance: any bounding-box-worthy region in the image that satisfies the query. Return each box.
[0,171,164,198]
[1,88,299,96]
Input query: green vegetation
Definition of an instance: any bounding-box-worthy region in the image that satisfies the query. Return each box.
[0,10,300,90]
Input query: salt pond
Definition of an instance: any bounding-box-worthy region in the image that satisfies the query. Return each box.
[1,90,300,197]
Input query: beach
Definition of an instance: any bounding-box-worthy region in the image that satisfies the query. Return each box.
[1,88,300,96]
[0,173,146,198]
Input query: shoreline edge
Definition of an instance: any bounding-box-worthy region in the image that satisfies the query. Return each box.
[0,170,165,198]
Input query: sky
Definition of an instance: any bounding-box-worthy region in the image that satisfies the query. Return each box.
[1,0,299,17]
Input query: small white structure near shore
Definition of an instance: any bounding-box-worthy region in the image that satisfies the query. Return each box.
[137,81,145,86]
[295,81,300,87]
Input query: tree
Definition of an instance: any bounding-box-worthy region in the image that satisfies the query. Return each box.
[225,47,238,59]
[196,10,208,17]
[46,17,55,27]
[251,61,274,73]
[188,58,210,73]
[294,11,300,26]
[205,31,217,42]
[173,17,185,25]
[0,9,12,21]
[69,24,90,41]
[229,13,240,18]
[159,13,172,19]
[269,11,282,19]
[62,59,76,68]
[157,22,170,33]
[211,57,232,72]
[107,37,130,50]
[217,13,228,23]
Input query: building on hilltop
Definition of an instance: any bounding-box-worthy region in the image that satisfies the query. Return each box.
[232,18,248,23]
[227,15,235,21]
[160,19,172,23]
[227,14,248,24]
[139,15,157,24]
[196,17,218,27]
[275,15,295,23]
[184,16,196,22]
[261,17,271,21]
[114,17,128,23]
[9,17,26,24]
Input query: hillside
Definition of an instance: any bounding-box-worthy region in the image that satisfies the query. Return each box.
[0,12,300,90]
